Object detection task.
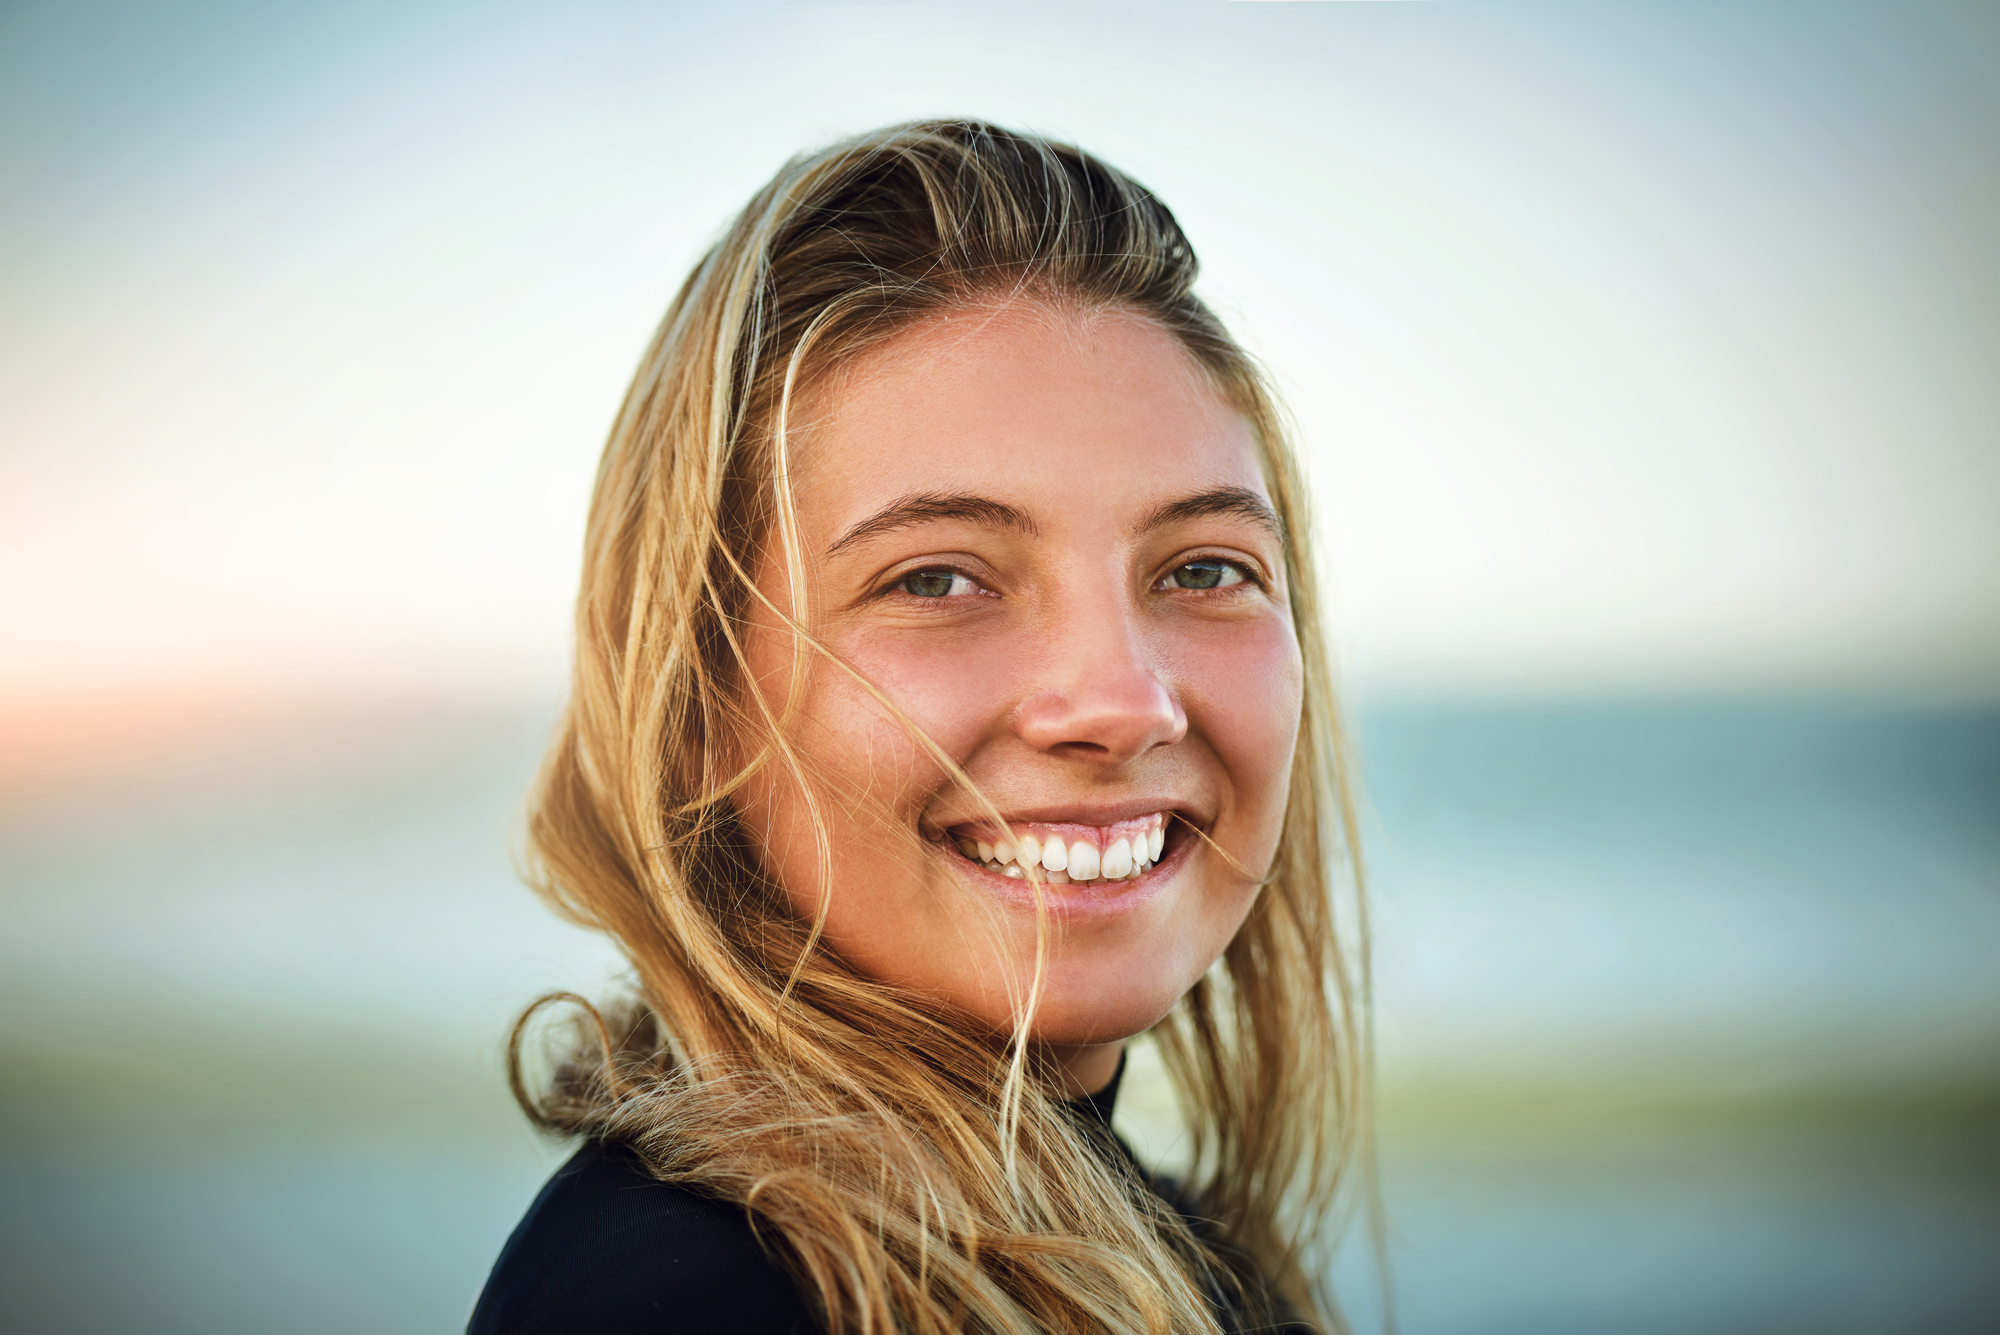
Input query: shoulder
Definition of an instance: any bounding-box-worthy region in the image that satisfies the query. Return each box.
[469,1140,819,1335]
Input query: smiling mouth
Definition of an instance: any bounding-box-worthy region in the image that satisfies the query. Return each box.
[943,813,1173,885]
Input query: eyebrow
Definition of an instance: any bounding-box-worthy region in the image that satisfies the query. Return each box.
[822,483,1284,558]
[824,492,1040,557]
[1141,486,1285,543]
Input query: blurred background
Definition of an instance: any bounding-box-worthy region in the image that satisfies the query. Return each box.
[1,1,1995,1331]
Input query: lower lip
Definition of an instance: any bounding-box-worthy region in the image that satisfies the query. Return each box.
[940,830,1188,921]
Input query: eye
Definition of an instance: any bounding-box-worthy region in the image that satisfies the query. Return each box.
[1161,559,1248,591]
[896,568,981,598]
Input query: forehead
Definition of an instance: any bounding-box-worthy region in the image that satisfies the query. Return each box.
[788,303,1266,534]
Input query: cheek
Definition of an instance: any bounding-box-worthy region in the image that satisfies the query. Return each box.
[739,610,973,792]
[738,634,1004,885]
[1175,620,1304,822]
[834,629,1020,760]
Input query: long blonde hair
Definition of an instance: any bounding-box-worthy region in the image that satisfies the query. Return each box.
[511,120,1372,1335]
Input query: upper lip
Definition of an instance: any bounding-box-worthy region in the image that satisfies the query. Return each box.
[928,797,1204,836]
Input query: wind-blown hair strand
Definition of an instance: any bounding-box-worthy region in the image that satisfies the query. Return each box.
[511,120,1373,1335]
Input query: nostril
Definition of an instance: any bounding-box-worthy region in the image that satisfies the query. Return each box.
[1013,682,1181,761]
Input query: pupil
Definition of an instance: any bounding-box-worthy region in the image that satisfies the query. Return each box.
[1179,562,1225,589]
[904,570,956,597]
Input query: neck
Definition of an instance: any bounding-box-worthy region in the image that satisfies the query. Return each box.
[1042,1040,1124,1098]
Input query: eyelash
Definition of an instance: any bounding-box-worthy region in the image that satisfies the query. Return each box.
[1155,556,1258,593]
[889,567,987,599]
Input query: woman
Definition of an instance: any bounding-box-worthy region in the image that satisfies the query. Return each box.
[471,121,1371,1335]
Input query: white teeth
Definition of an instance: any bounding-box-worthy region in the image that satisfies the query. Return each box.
[959,816,1169,884]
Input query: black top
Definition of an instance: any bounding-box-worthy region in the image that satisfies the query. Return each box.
[468,1137,819,1334]
[470,1068,1303,1333]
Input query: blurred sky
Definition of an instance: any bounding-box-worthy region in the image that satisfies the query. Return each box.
[1,0,1997,711]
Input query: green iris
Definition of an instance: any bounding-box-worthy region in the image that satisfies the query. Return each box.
[1170,560,1233,590]
[901,569,959,597]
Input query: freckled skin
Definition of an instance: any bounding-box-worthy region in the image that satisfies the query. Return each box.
[734,303,1304,1094]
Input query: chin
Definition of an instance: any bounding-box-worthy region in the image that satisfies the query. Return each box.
[1014,975,1188,1049]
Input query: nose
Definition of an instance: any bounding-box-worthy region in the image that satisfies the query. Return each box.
[1011,610,1186,764]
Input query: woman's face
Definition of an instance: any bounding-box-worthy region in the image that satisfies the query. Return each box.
[733,302,1303,1091]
